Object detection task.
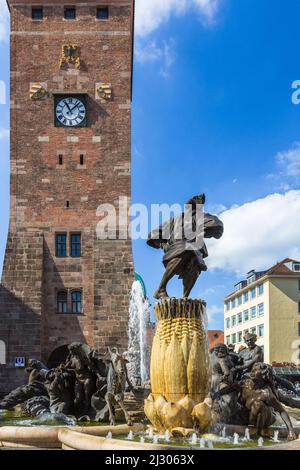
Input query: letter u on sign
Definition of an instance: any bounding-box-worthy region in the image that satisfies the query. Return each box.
[15,357,25,368]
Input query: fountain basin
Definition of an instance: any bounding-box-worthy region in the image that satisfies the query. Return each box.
[1,424,299,450]
[0,423,145,449]
[58,429,183,451]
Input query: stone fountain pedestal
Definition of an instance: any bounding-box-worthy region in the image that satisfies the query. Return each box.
[144,298,212,433]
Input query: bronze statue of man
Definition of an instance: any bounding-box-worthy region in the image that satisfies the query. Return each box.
[147,194,224,299]
[235,332,264,378]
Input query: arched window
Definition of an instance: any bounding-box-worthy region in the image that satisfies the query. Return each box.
[57,290,68,313]
[71,290,82,314]
[0,340,6,365]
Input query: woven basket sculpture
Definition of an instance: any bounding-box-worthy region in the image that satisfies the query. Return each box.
[144,298,212,432]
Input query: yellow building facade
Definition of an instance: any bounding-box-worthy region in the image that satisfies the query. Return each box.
[224,259,300,365]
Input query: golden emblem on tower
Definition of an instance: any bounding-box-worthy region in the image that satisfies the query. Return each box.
[96,83,113,101]
[59,45,81,69]
[29,83,48,100]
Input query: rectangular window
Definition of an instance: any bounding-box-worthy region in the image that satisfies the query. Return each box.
[238,331,243,343]
[299,302,300,314]
[251,287,256,299]
[298,322,300,336]
[231,315,236,327]
[258,324,264,337]
[70,233,81,257]
[258,303,264,316]
[225,301,230,312]
[258,283,264,296]
[226,335,230,345]
[247,274,256,285]
[243,329,249,336]
[71,290,82,313]
[231,298,236,309]
[226,318,230,329]
[244,291,249,303]
[80,154,84,165]
[58,154,63,165]
[298,280,300,291]
[57,291,68,313]
[251,306,256,319]
[238,295,242,306]
[238,312,243,324]
[293,263,300,272]
[64,6,76,20]
[231,333,236,344]
[56,233,67,257]
[96,6,109,19]
[251,326,257,335]
[243,309,249,322]
[32,7,43,20]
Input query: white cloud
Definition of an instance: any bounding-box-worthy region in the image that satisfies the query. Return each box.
[206,203,227,214]
[135,40,163,63]
[135,37,176,78]
[0,127,9,140]
[135,0,221,37]
[0,0,9,42]
[206,190,300,275]
[276,142,300,177]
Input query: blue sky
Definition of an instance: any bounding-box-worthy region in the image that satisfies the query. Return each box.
[1,0,300,330]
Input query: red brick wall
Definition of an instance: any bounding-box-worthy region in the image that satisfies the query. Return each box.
[0,0,134,391]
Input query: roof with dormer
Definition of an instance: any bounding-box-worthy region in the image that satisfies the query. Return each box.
[225,258,300,300]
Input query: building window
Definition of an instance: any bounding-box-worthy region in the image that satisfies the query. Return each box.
[226,318,230,329]
[66,200,70,208]
[237,331,243,343]
[243,329,249,336]
[71,290,82,313]
[64,6,76,20]
[96,6,109,20]
[258,324,264,337]
[298,301,300,314]
[226,335,230,345]
[225,301,230,312]
[258,303,264,316]
[251,326,257,335]
[231,298,236,309]
[244,291,249,302]
[57,291,68,313]
[70,233,81,257]
[56,233,67,257]
[238,312,243,324]
[251,287,256,299]
[247,274,256,284]
[298,322,300,336]
[231,333,236,344]
[32,7,43,20]
[0,340,6,365]
[257,283,264,296]
[298,279,300,291]
[251,306,256,320]
[243,309,249,322]
[58,154,63,165]
[80,154,84,165]
[231,315,236,327]
[293,263,300,272]
[238,295,242,306]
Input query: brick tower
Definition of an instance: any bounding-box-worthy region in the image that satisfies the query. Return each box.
[0,0,135,393]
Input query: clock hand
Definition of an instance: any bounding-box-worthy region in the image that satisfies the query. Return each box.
[70,103,81,112]
[64,101,72,113]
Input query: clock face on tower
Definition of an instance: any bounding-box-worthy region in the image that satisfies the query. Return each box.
[54,95,87,127]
